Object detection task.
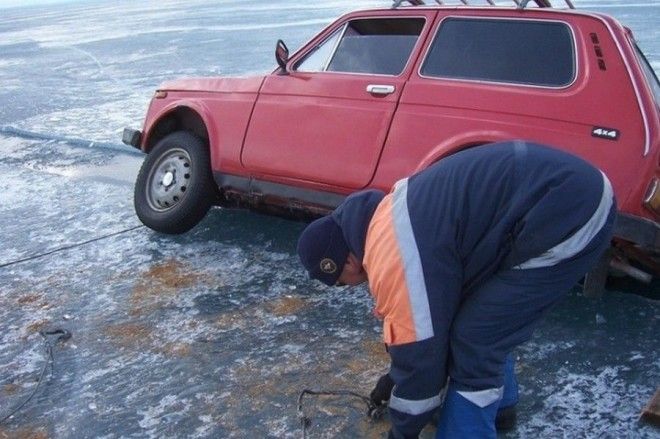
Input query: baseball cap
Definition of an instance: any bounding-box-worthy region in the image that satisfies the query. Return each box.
[297,216,350,286]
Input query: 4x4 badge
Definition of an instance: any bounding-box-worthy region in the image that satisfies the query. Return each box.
[592,127,619,141]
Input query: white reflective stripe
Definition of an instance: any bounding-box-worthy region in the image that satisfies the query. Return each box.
[515,171,614,270]
[392,178,434,341]
[389,386,447,416]
[457,387,504,408]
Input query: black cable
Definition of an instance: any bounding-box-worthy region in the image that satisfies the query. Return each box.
[297,389,387,438]
[0,329,71,425]
[0,225,144,269]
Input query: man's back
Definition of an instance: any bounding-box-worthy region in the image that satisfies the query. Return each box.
[401,141,605,291]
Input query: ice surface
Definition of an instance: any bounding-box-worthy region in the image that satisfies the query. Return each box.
[0,1,658,438]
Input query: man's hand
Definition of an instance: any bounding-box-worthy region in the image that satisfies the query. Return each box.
[370,373,395,407]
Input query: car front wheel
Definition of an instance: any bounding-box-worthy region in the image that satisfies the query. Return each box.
[134,131,216,234]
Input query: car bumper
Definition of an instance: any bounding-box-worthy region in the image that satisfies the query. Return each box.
[615,213,660,250]
[122,128,142,150]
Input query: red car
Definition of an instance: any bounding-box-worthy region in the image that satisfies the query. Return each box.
[123,0,659,293]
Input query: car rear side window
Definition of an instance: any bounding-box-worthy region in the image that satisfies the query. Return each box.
[295,18,425,76]
[421,18,575,87]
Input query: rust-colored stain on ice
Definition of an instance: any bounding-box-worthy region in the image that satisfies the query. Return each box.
[104,323,153,348]
[2,383,20,395]
[129,258,210,316]
[362,339,389,363]
[344,339,390,378]
[25,319,50,335]
[15,293,50,312]
[16,294,41,305]
[266,295,308,316]
[356,417,391,438]
[158,342,192,357]
[213,311,249,331]
[139,259,201,289]
[0,428,48,439]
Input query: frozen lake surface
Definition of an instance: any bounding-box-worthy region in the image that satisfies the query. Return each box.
[0,0,658,438]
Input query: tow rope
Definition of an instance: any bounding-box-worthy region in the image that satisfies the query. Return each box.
[297,388,387,438]
[0,328,71,425]
[0,225,144,269]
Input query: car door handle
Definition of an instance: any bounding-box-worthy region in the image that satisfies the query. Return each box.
[366,84,395,95]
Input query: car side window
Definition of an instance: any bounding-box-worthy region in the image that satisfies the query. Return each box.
[421,18,575,87]
[295,18,425,76]
[296,28,343,73]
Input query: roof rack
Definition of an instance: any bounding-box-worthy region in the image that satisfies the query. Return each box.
[392,0,576,9]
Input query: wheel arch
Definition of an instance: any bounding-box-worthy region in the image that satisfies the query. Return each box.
[144,105,211,154]
[411,132,515,174]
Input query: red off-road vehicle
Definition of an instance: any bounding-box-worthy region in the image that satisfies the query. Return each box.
[123,0,660,294]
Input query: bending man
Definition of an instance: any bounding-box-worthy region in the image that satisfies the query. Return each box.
[297,141,616,438]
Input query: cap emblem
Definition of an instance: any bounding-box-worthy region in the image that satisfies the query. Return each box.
[320,258,338,274]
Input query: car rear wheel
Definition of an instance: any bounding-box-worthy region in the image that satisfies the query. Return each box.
[134,131,216,234]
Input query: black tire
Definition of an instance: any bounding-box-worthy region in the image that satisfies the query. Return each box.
[134,131,216,234]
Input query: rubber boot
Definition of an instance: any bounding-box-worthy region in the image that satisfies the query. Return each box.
[496,354,519,431]
[435,383,499,439]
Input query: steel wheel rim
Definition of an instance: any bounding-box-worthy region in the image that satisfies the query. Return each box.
[145,148,192,212]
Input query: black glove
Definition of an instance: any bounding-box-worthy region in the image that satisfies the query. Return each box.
[370,373,395,407]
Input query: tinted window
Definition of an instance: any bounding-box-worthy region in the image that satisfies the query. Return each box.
[295,18,425,76]
[421,18,575,87]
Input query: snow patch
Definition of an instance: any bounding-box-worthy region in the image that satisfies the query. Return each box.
[137,394,192,430]
[519,366,655,436]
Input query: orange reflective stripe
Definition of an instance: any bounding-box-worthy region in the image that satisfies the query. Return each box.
[364,194,417,345]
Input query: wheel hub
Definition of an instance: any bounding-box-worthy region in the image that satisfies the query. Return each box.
[145,148,192,212]
[162,170,175,188]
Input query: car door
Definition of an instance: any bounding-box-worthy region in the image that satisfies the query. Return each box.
[241,13,433,190]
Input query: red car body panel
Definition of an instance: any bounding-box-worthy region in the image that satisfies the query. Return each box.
[242,73,401,189]
[141,76,263,174]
